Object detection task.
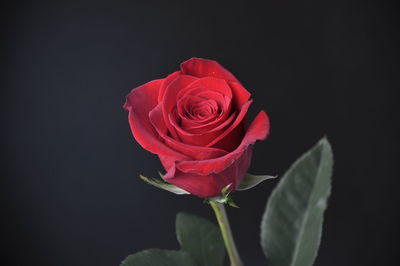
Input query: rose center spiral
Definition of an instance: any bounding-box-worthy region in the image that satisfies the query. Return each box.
[186,99,219,120]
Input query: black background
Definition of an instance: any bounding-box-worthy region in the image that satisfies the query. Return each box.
[1,0,399,265]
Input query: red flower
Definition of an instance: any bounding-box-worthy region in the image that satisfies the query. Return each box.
[124,58,270,198]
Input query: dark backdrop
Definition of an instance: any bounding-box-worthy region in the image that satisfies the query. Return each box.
[1,0,399,265]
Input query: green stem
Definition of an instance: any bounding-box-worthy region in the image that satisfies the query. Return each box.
[210,201,244,266]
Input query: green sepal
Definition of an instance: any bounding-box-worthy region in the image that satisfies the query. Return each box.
[139,175,190,195]
[204,183,241,207]
[158,171,165,178]
[237,173,277,191]
[221,183,232,195]
[226,197,239,208]
[207,192,240,208]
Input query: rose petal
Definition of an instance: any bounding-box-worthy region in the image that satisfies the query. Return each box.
[157,71,180,102]
[123,80,189,160]
[162,111,269,197]
[178,93,232,133]
[163,148,252,198]
[149,104,228,161]
[177,94,219,124]
[168,111,236,146]
[177,77,233,100]
[162,75,198,140]
[181,58,238,82]
[228,81,251,110]
[173,77,235,138]
[207,100,253,150]
[175,110,270,175]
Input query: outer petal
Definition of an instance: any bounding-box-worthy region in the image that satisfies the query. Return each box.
[181,58,239,82]
[228,81,251,110]
[163,111,270,197]
[163,148,252,198]
[158,71,180,102]
[123,80,189,160]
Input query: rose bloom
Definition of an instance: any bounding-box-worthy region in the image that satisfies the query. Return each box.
[124,58,269,198]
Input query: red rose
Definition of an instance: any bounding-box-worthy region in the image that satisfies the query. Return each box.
[124,58,270,198]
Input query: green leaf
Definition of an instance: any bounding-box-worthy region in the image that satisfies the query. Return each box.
[237,173,277,191]
[119,213,224,266]
[176,212,225,266]
[120,249,195,266]
[139,175,190,195]
[261,137,333,266]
